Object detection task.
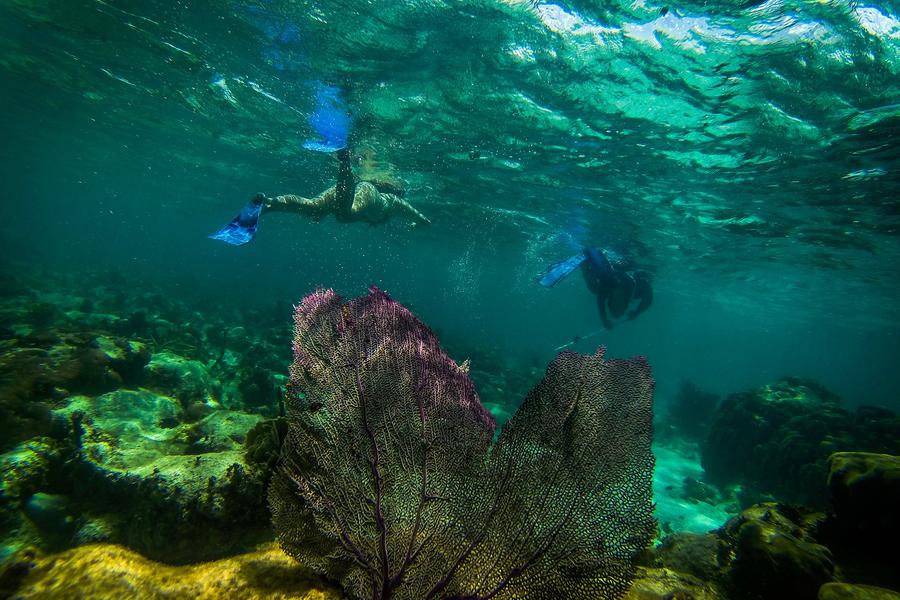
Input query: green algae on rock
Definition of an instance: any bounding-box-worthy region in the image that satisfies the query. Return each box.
[722,503,833,600]
[144,351,217,407]
[624,566,725,600]
[0,439,67,561]
[827,452,900,535]
[39,389,270,562]
[0,332,151,453]
[818,583,900,600]
[9,543,342,600]
[824,452,900,591]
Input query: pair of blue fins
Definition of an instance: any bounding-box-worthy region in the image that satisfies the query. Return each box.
[211,196,599,291]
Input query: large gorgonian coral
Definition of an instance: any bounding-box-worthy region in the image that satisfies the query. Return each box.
[270,287,655,600]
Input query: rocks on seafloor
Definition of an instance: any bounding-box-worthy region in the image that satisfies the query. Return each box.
[827,452,900,539]
[721,503,834,600]
[43,388,269,563]
[702,378,900,507]
[8,543,342,599]
[144,351,217,406]
[822,452,900,591]
[625,566,725,600]
[818,583,900,600]
[0,332,150,452]
[651,532,728,582]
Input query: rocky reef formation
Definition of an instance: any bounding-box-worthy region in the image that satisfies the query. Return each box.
[701,378,900,506]
[0,267,289,563]
[272,287,656,599]
[642,451,900,600]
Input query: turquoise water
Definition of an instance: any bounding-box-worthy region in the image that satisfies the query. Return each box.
[0,0,899,589]
[2,0,898,410]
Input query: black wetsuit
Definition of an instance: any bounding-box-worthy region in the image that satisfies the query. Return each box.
[580,247,653,329]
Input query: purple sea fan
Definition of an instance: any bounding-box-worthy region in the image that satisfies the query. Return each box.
[271,287,655,600]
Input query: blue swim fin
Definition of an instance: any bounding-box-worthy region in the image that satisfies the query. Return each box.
[303,84,350,153]
[209,198,264,246]
[538,253,586,288]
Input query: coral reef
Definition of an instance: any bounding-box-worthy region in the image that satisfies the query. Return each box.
[644,454,900,600]
[701,378,900,506]
[144,351,217,407]
[47,389,269,562]
[0,267,290,563]
[652,532,728,582]
[2,267,899,600]
[271,287,656,600]
[0,331,150,452]
[8,542,341,599]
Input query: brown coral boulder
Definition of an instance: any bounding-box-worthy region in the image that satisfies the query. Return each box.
[10,543,342,599]
[824,453,900,589]
[827,452,900,540]
[652,532,728,582]
[723,503,833,600]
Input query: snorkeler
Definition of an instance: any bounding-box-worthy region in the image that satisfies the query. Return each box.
[210,148,431,245]
[539,247,653,330]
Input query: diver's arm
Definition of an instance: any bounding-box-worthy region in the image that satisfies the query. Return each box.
[264,187,336,219]
[628,279,653,320]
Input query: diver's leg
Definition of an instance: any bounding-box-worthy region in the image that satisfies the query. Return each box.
[335,149,356,220]
[265,187,337,219]
[597,296,614,330]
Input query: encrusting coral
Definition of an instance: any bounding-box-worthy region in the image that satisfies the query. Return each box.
[8,542,341,599]
[270,287,656,600]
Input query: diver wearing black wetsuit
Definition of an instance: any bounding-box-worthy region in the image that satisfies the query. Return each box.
[539,246,653,329]
[580,247,652,329]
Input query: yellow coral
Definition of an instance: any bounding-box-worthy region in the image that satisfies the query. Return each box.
[14,543,343,599]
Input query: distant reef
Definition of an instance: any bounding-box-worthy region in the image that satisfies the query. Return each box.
[701,377,900,507]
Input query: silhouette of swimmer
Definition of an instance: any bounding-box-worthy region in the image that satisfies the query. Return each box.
[539,247,653,330]
[210,149,430,245]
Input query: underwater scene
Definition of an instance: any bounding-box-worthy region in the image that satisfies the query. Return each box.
[1,0,899,598]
